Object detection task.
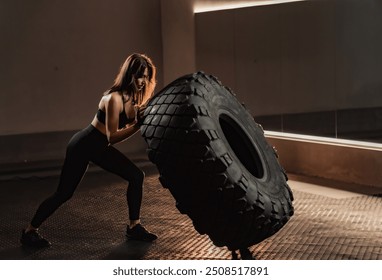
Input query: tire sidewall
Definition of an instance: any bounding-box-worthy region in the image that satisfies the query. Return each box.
[205,84,286,199]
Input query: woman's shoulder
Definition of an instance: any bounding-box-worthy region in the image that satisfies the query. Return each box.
[104,91,122,102]
[101,91,123,109]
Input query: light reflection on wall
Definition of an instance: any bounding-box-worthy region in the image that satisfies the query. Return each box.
[194,0,306,13]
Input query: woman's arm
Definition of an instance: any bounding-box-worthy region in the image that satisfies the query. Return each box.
[105,93,140,145]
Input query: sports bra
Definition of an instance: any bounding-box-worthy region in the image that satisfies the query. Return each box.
[96,100,134,129]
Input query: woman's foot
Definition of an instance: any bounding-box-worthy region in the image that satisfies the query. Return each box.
[126,224,157,242]
[20,229,51,248]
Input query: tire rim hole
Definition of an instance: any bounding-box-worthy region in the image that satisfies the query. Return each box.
[219,114,264,179]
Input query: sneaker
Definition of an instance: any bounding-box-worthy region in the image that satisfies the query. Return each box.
[126,224,157,242]
[20,229,51,248]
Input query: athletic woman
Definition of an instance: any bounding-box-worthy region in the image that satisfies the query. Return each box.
[21,53,158,247]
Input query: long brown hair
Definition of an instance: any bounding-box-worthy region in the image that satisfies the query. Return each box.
[107,53,157,106]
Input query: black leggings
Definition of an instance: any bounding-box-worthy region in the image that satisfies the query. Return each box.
[30,125,144,228]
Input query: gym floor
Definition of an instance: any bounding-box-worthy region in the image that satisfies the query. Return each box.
[0,160,381,260]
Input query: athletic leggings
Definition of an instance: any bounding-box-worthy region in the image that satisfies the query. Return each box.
[30,124,144,228]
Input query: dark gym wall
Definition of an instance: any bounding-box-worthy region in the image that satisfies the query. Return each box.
[1,0,163,135]
[2,0,381,168]
[0,0,163,165]
[195,0,382,141]
[161,0,196,85]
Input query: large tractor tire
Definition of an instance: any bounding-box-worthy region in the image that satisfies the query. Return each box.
[140,72,294,251]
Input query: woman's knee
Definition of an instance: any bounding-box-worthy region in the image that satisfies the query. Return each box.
[136,169,145,184]
[127,168,145,187]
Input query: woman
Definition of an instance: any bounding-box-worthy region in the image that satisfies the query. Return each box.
[21,53,158,248]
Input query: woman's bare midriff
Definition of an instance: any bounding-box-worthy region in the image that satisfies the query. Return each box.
[91,116,107,135]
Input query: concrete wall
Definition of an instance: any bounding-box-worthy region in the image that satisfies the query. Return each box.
[0,0,163,164]
[0,0,163,135]
[266,132,382,189]
[195,0,382,116]
[1,0,381,189]
[161,0,196,85]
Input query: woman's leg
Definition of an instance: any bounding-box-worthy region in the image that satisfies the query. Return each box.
[91,146,157,241]
[29,154,89,228]
[21,140,89,247]
[91,145,144,221]
[29,128,91,229]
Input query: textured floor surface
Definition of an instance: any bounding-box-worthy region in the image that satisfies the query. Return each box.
[0,161,381,260]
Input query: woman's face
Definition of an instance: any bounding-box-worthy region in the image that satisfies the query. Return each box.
[135,68,149,92]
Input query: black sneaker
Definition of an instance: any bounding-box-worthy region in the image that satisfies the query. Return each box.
[20,229,51,248]
[126,224,157,242]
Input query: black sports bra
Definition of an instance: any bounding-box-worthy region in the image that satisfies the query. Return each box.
[96,102,134,129]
